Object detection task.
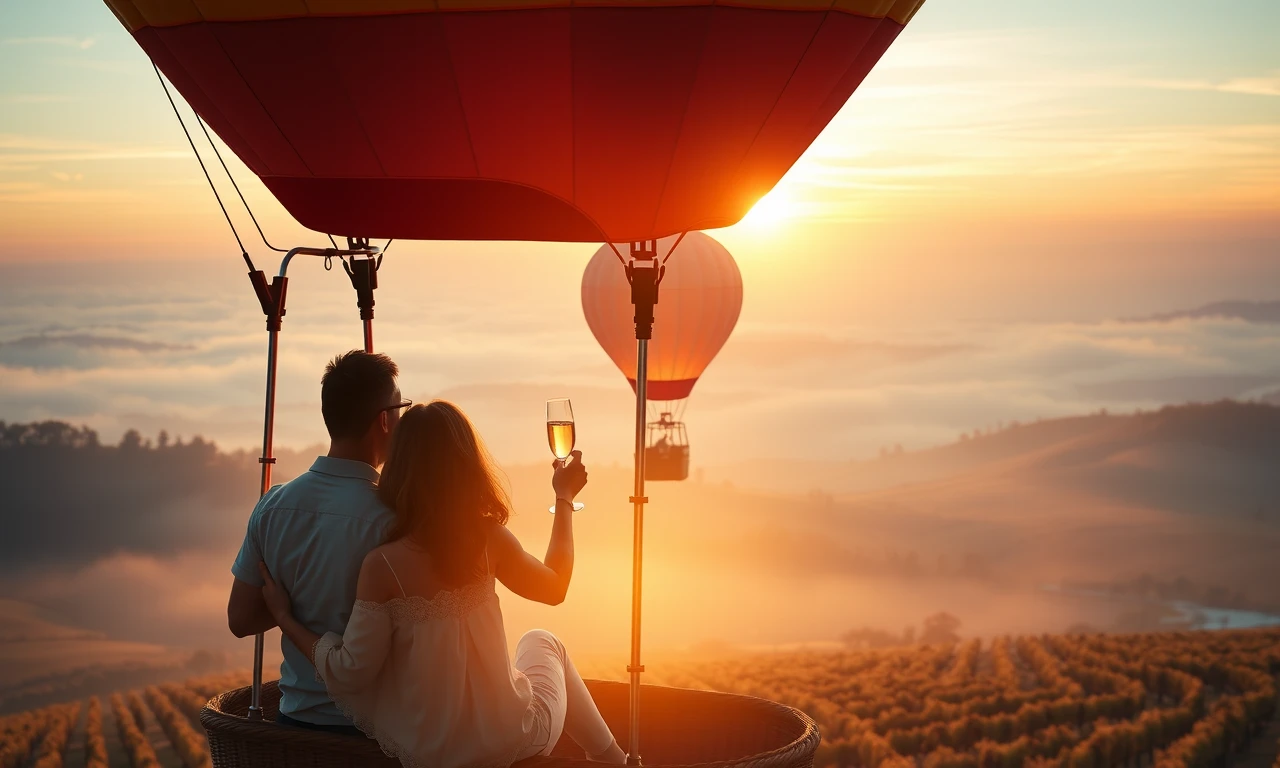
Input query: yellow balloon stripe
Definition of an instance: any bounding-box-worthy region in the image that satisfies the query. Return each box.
[106,0,922,30]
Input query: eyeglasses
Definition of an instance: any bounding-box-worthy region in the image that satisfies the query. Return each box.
[379,399,413,415]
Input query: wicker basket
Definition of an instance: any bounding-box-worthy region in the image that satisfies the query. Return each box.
[200,680,818,768]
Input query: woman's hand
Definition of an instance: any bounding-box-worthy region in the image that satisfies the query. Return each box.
[552,450,588,503]
[258,561,324,665]
[258,561,293,625]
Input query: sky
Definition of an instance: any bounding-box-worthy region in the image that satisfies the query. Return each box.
[1,0,1279,464]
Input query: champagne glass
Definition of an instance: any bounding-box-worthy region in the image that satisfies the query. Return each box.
[547,398,585,513]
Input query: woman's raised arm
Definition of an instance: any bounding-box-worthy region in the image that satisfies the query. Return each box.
[492,451,587,605]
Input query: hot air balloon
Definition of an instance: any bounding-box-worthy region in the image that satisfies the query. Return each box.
[102,0,925,763]
[104,0,923,243]
[582,232,742,480]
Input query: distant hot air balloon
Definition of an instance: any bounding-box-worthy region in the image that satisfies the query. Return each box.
[582,232,743,480]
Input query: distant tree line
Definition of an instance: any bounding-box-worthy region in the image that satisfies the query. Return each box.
[841,612,963,649]
[0,421,275,570]
[0,420,220,456]
[1,421,102,450]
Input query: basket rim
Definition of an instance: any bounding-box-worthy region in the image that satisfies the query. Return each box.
[200,679,820,768]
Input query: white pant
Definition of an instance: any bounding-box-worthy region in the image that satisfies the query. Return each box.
[513,629,615,759]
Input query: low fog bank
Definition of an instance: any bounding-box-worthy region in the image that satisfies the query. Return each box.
[2,402,1279,695]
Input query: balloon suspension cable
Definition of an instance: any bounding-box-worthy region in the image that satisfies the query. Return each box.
[647,398,687,425]
[660,230,689,266]
[606,241,628,268]
[624,239,663,766]
[152,63,250,265]
[194,113,286,253]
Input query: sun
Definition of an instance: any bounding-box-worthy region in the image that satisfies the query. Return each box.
[742,186,796,230]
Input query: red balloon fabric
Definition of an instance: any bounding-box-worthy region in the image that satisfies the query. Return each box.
[581,232,743,401]
[105,0,924,243]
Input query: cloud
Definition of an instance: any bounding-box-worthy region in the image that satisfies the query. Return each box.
[0,599,105,644]
[0,134,188,165]
[2,258,1280,465]
[0,94,73,105]
[1,36,95,50]
[770,28,1280,224]
[1134,74,1280,98]
[715,332,966,370]
[0,333,191,354]
[1076,375,1280,404]
[8,551,245,648]
[0,333,227,371]
[1131,300,1280,324]
[47,57,138,74]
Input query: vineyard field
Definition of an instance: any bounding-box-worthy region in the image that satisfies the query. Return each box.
[1,630,1277,767]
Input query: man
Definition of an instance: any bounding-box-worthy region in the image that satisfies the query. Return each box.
[228,350,408,733]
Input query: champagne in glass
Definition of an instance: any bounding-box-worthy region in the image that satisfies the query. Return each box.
[547,420,576,462]
[547,398,585,513]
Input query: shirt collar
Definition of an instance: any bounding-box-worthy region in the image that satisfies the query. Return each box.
[309,456,381,484]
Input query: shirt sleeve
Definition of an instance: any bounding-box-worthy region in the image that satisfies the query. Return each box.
[230,496,266,585]
[313,604,393,696]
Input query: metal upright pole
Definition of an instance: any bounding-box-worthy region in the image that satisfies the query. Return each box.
[246,263,287,722]
[248,325,279,720]
[624,243,661,766]
[628,337,648,764]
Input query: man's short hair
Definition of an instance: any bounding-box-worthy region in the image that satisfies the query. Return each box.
[321,351,400,440]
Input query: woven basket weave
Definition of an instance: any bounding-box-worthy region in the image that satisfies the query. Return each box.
[200,680,818,768]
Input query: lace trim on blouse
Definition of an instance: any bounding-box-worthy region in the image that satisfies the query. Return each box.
[352,576,497,624]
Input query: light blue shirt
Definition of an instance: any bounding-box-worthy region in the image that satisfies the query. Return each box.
[232,456,394,725]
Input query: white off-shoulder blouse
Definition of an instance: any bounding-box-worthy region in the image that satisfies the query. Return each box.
[312,573,543,768]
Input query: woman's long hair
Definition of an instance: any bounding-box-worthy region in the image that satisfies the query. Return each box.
[378,401,511,587]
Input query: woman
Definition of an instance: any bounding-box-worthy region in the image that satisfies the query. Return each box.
[258,401,627,768]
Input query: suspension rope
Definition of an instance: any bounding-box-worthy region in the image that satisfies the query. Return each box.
[605,232,686,270]
[155,63,382,270]
[152,63,247,259]
[661,230,689,265]
[605,241,627,268]
[193,114,286,253]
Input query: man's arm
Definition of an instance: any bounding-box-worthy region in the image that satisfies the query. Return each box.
[228,577,278,638]
[228,497,276,637]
